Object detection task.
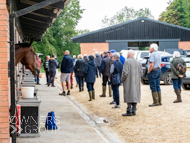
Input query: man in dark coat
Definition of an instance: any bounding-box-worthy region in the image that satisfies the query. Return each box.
[84,55,97,101]
[48,55,58,87]
[74,54,86,92]
[59,50,73,96]
[94,51,102,78]
[99,52,112,97]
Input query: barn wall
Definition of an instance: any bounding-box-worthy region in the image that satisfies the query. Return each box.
[159,41,179,51]
[178,41,190,51]
[80,43,109,56]
[0,0,10,142]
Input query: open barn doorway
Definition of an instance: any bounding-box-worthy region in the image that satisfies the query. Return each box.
[128,41,159,50]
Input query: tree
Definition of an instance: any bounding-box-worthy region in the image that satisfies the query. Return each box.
[76,29,91,35]
[101,7,154,27]
[158,0,190,28]
[33,0,84,63]
[183,0,190,28]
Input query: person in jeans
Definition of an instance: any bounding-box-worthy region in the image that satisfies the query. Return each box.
[121,50,142,116]
[35,54,41,85]
[94,51,102,78]
[147,43,162,107]
[74,54,86,92]
[99,52,112,97]
[48,55,58,87]
[59,50,73,96]
[43,55,50,85]
[110,52,123,108]
[84,55,97,101]
[171,51,186,103]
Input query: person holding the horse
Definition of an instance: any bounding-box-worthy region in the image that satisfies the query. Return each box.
[59,50,73,96]
[84,55,97,101]
[35,54,41,85]
[171,51,186,103]
[74,54,86,92]
[44,55,50,85]
[110,52,123,108]
[121,50,142,116]
[48,55,58,87]
[147,43,162,107]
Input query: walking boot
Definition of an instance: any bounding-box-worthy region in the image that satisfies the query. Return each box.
[109,85,112,97]
[149,92,159,107]
[88,91,92,101]
[132,103,137,115]
[173,89,182,103]
[158,91,162,105]
[122,104,133,116]
[99,86,106,97]
[92,90,95,100]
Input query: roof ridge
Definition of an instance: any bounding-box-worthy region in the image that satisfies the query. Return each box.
[72,17,190,40]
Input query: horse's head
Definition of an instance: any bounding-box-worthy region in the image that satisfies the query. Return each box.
[23,48,40,76]
[15,43,40,76]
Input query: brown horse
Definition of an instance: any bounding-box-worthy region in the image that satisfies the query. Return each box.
[15,43,40,76]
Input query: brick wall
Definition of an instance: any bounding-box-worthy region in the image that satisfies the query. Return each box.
[178,41,190,50]
[80,43,109,56]
[0,0,10,142]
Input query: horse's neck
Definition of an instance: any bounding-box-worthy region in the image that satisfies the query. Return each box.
[15,47,30,65]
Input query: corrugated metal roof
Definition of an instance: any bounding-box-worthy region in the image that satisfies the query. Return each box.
[72,17,190,43]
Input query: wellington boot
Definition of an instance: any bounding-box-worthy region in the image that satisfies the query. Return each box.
[173,89,182,103]
[158,91,162,105]
[99,86,106,97]
[92,90,95,100]
[109,85,112,97]
[149,92,159,107]
[88,91,92,101]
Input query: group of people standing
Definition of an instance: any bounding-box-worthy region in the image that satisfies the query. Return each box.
[42,43,186,117]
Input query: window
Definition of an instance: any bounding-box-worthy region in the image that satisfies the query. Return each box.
[140,52,149,58]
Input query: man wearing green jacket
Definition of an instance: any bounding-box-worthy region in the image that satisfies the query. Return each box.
[171,51,186,103]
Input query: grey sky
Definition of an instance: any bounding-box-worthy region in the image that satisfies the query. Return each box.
[76,0,170,31]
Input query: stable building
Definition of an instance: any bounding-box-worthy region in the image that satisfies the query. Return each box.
[72,17,190,55]
[0,0,70,142]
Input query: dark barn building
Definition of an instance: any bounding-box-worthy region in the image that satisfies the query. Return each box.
[72,17,190,55]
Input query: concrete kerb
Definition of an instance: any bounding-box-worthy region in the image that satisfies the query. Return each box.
[55,81,120,143]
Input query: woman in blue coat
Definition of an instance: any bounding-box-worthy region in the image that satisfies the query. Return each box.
[84,55,97,101]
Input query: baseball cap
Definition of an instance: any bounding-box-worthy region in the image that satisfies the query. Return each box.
[108,50,116,53]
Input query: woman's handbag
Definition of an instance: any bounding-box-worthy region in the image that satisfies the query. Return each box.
[39,73,42,78]
[176,63,186,75]
[112,65,120,85]
[112,73,120,85]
